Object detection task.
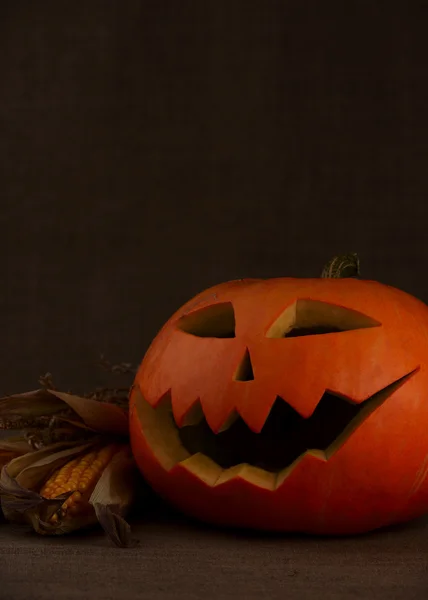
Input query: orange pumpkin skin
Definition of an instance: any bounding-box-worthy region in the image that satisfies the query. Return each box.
[130,276,428,535]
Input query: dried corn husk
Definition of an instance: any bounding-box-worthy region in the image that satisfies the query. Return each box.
[0,375,141,547]
[0,438,32,468]
[0,388,128,439]
[0,441,95,524]
[0,440,138,547]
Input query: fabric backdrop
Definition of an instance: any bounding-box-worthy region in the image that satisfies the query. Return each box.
[0,1,427,599]
[1,0,428,393]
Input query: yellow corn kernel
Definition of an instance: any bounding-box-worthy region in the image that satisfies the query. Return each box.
[40,444,119,523]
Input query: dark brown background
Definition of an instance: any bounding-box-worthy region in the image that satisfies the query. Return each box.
[1,0,428,394]
[0,1,428,599]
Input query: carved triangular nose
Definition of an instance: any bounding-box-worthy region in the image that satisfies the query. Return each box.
[234,347,254,381]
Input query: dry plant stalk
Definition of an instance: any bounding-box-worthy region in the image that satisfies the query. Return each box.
[0,356,141,547]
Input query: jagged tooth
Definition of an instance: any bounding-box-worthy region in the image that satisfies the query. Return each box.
[178,452,224,486]
[179,400,205,427]
[133,386,190,470]
[276,393,318,419]
[235,393,277,433]
[217,409,239,433]
[152,390,173,409]
[275,450,327,489]
[215,464,276,490]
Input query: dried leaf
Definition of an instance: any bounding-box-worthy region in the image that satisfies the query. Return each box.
[89,445,139,547]
[0,437,32,470]
[46,390,128,436]
[28,504,99,537]
[0,441,97,524]
[14,441,100,488]
[38,372,56,390]
[0,387,128,439]
[32,445,139,545]
[0,440,139,547]
[0,438,31,456]
[0,368,138,546]
[0,463,73,523]
[0,389,67,428]
[93,503,135,548]
[23,423,95,451]
[97,355,137,375]
[5,447,99,535]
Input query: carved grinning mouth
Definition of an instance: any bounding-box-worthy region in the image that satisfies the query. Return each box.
[134,369,417,490]
[135,299,417,488]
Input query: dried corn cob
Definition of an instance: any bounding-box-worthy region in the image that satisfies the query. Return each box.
[0,364,139,547]
[40,443,120,523]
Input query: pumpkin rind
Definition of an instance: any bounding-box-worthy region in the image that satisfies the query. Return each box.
[130,276,428,534]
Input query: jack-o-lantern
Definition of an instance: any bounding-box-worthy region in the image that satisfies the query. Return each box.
[129,255,428,535]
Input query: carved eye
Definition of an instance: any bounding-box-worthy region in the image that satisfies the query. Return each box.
[266,299,381,338]
[177,302,236,338]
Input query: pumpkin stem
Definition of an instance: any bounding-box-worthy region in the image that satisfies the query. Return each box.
[321,253,360,279]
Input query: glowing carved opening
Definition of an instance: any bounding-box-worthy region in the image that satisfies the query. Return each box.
[177,302,236,338]
[134,369,417,489]
[266,299,381,338]
[234,348,254,381]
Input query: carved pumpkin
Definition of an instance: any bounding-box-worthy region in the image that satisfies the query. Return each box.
[129,255,428,535]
